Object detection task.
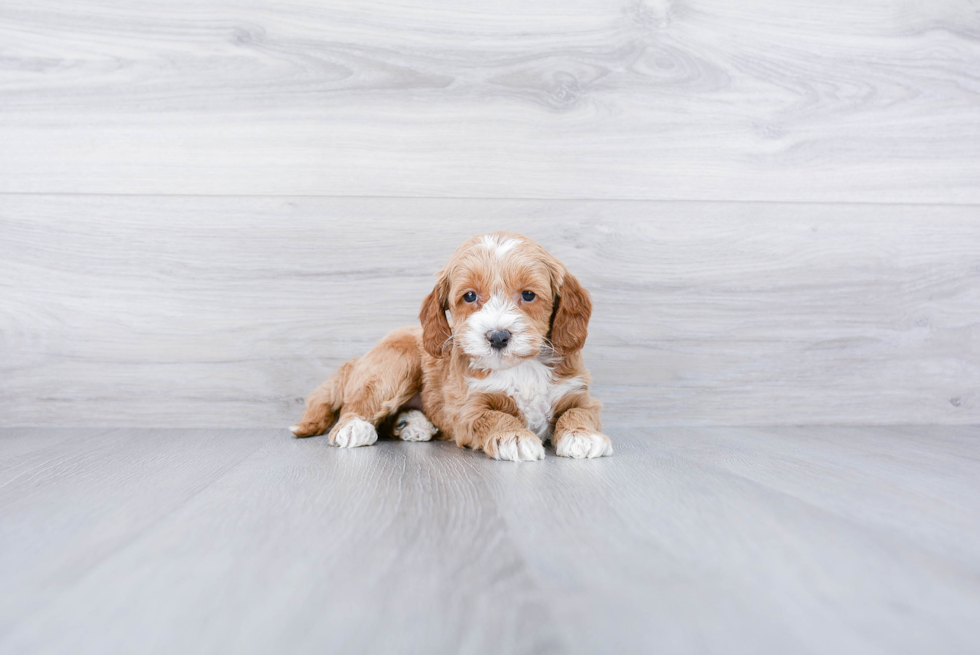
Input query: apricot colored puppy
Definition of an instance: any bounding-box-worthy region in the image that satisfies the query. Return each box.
[291,233,612,461]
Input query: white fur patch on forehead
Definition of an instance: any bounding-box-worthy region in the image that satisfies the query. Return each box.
[479,234,523,260]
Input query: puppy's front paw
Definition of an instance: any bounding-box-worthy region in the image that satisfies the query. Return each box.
[393,409,438,442]
[485,429,545,462]
[329,418,378,448]
[555,431,613,459]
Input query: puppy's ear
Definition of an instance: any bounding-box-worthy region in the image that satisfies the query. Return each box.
[420,272,452,358]
[549,267,592,356]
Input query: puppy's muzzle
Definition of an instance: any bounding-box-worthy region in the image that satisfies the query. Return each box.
[487,330,511,350]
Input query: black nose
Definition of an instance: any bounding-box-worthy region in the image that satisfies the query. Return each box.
[488,330,511,350]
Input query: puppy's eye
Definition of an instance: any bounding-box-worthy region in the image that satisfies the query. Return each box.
[521,290,536,302]
[462,291,477,303]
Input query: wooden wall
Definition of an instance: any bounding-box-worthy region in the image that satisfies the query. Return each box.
[1,0,978,426]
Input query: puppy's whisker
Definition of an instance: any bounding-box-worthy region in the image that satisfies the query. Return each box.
[539,337,560,360]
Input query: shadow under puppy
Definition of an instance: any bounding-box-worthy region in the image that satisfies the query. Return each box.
[291,232,612,461]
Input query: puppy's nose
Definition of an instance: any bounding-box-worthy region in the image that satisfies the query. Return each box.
[488,330,511,350]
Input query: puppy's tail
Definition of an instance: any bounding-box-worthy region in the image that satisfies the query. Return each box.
[289,359,356,438]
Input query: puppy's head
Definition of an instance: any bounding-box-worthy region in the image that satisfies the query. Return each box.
[419,232,591,369]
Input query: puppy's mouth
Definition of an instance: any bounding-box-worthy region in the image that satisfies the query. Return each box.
[462,328,539,370]
[473,349,533,370]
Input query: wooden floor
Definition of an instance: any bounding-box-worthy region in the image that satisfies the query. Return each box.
[2,425,978,654]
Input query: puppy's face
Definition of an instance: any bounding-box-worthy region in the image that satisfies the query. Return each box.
[420,233,592,369]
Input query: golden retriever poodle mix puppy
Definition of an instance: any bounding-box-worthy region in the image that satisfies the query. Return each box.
[290,232,612,461]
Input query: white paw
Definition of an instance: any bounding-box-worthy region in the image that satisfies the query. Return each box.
[332,418,378,448]
[555,432,613,459]
[289,424,301,435]
[392,410,437,442]
[489,431,545,462]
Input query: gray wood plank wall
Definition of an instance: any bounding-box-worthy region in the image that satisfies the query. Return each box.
[1,1,978,427]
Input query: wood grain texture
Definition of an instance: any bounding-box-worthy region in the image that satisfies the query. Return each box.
[1,0,979,201]
[0,428,271,634]
[1,426,978,654]
[2,195,978,427]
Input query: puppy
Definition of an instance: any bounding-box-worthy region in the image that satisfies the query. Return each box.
[290,232,612,461]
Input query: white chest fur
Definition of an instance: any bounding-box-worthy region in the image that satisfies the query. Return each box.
[467,360,584,439]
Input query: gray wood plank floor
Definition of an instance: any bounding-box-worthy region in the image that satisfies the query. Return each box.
[2,426,978,654]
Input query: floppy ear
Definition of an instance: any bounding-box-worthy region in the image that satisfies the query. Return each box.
[549,269,592,356]
[419,272,452,358]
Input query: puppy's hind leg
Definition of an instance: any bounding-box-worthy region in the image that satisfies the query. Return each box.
[290,359,356,438]
[392,409,438,442]
[327,327,423,449]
